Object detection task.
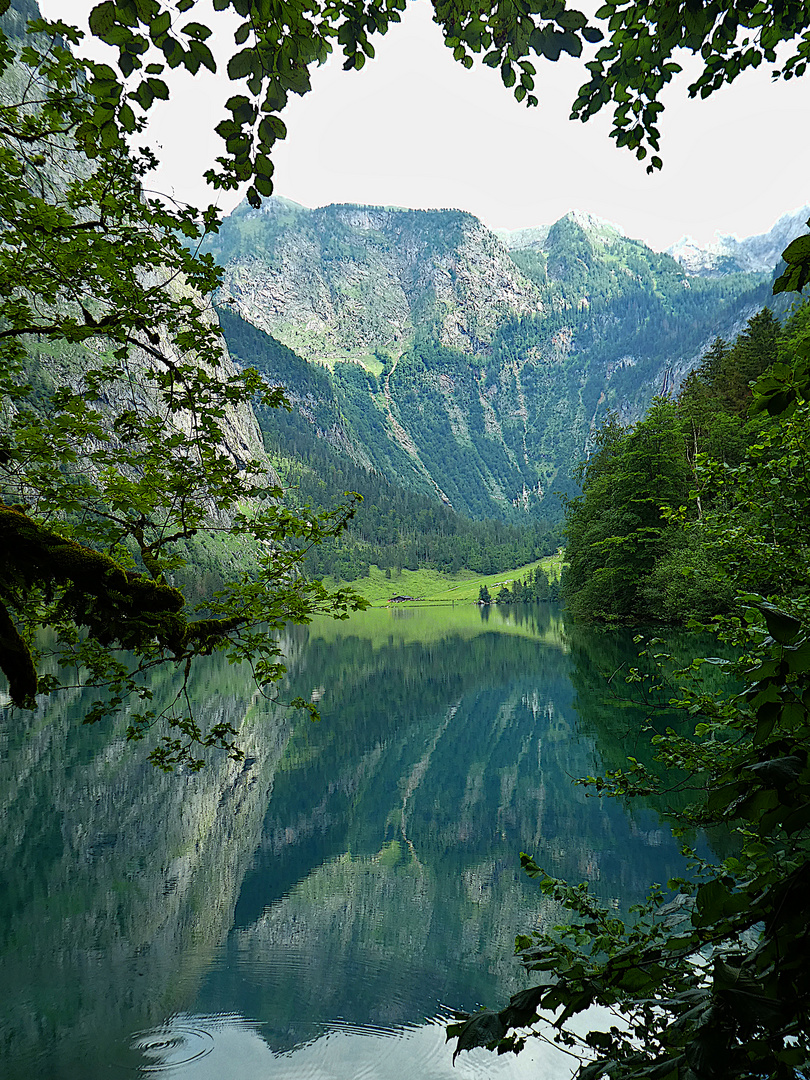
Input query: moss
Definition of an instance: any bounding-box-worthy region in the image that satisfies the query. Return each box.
[0,504,212,705]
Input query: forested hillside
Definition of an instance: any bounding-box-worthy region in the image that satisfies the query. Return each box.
[220,308,561,580]
[564,304,810,622]
[211,198,781,522]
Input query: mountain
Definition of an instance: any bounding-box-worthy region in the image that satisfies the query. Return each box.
[210,199,780,521]
[668,206,810,276]
[0,0,281,594]
[209,198,544,363]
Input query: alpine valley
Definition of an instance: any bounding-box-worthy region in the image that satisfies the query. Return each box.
[208,197,807,545]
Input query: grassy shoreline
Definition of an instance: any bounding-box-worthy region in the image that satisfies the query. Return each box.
[322,552,564,606]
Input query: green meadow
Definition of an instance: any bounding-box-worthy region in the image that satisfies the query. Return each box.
[326,552,564,606]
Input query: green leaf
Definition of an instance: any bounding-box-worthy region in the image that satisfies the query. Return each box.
[784,637,810,673]
[557,10,587,31]
[498,986,545,1028]
[149,11,171,39]
[228,48,255,80]
[182,21,212,41]
[449,1010,507,1061]
[693,877,732,926]
[757,602,802,645]
[88,1,118,39]
[146,76,169,100]
[748,755,804,787]
[226,94,255,124]
[559,30,583,56]
[263,80,287,112]
[133,81,154,109]
[781,234,810,264]
[118,103,136,131]
[254,174,274,197]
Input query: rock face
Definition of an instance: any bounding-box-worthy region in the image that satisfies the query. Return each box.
[213,200,544,362]
[212,198,789,520]
[668,206,810,276]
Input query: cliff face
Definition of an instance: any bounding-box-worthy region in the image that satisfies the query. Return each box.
[668,206,810,276]
[212,199,781,519]
[212,200,545,363]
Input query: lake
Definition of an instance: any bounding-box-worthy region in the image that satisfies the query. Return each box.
[0,604,699,1078]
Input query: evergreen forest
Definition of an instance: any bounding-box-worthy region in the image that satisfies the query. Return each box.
[3,1,810,1079]
[563,304,810,623]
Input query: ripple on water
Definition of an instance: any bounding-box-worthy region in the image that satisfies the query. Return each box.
[127,1011,582,1079]
[132,1022,215,1071]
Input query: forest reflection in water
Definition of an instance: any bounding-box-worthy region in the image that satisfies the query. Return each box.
[0,604,719,1078]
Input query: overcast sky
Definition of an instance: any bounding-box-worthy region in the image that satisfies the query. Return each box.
[47,1,810,251]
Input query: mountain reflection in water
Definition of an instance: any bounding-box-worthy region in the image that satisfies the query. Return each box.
[0,604,697,1078]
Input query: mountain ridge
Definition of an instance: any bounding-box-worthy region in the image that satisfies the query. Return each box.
[210,197,794,521]
[667,205,810,276]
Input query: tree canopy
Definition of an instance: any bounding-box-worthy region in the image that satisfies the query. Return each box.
[0,5,363,768]
[563,306,810,624]
[31,0,801,288]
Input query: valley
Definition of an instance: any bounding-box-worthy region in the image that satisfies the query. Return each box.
[210,197,800,527]
[4,1,810,1077]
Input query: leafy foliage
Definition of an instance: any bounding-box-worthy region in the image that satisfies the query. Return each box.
[449,299,810,1074]
[70,0,810,227]
[563,307,806,624]
[564,399,692,621]
[0,12,362,767]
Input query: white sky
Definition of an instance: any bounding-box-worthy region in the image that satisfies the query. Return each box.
[46,1,810,251]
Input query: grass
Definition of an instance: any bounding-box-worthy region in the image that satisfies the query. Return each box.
[351,353,385,377]
[322,552,564,606]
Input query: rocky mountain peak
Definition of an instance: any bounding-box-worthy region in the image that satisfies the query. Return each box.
[667,205,810,276]
[211,200,544,362]
[496,210,621,253]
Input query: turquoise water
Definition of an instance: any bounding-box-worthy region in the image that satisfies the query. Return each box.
[0,606,694,1078]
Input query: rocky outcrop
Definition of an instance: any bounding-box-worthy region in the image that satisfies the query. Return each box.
[668,206,810,276]
[212,201,544,363]
[213,198,783,520]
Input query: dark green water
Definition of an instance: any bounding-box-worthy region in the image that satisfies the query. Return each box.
[0,605,705,1078]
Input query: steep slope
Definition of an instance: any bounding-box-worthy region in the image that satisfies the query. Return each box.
[668,206,810,276]
[212,199,776,521]
[210,199,544,363]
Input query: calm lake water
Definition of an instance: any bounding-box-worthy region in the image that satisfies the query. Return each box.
[0,605,701,1079]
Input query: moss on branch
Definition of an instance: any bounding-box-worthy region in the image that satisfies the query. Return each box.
[0,503,250,707]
